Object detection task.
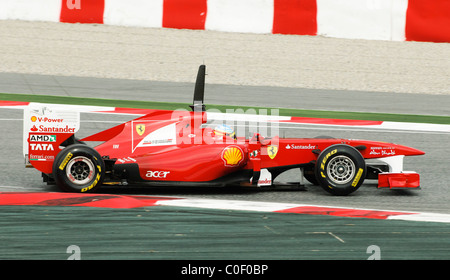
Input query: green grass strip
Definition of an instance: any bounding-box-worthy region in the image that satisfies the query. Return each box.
[1,92,449,125]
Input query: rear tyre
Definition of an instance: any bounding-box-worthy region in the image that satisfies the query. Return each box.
[52,144,105,193]
[315,144,366,196]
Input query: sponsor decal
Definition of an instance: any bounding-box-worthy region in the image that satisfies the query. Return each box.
[258,178,272,185]
[29,154,55,161]
[320,149,337,171]
[133,122,177,151]
[267,145,278,159]
[30,135,56,142]
[352,168,364,187]
[31,116,64,123]
[222,146,244,167]
[285,144,316,150]
[24,106,80,164]
[370,147,396,156]
[30,125,76,133]
[249,150,259,157]
[146,170,170,178]
[81,165,102,193]
[59,152,73,170]
[30,143,54,151]
[256,169,272,186]
[136,124,145,136]
[117,157,137,164]
[143,139,173,145]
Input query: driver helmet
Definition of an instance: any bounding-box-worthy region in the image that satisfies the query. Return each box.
[213,124,236,139]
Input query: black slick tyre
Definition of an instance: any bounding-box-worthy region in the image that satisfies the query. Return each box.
[315,144,366,196]
[303,166,319,185]
[52,144,105,193]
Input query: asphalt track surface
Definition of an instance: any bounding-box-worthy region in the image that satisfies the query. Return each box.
[0,74,449,261]
[1,72,450,116]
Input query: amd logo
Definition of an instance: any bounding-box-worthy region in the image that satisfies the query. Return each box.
[30,135,56,142]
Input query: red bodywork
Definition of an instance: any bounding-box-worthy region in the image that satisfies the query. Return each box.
[76,109,424,188]
[26,108,425,190]
[25,65,425,193]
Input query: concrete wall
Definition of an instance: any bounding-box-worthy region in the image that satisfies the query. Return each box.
[0,0,449,42]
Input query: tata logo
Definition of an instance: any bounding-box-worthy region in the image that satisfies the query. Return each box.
[146,170,170,178]
[30,143,54,151]
[30,135,56,142]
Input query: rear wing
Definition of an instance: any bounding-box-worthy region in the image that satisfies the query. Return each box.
[23,103,80,174]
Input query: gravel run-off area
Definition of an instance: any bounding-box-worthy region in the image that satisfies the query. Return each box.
[0,20,448,95]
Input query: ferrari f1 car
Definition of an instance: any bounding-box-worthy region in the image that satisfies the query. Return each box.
[23,65,425,195]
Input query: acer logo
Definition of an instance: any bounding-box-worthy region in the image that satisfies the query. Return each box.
[30,143,54,151]
[146,171,170,178]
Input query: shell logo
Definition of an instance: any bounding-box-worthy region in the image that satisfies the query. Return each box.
[221,146,244,167]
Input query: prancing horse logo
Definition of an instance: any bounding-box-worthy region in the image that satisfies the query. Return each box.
[136,124,145,136]
[267,145,278,159]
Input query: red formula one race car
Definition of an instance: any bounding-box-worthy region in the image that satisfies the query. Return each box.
[23,65,424,195]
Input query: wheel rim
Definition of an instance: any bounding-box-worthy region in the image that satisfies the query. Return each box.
[327,155,355,185]
[66,156,95,185]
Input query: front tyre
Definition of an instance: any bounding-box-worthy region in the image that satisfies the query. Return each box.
[53,144,105,193]
[315,144,366,196]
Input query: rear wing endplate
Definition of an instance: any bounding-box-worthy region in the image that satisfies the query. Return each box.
[23,103,80,172]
